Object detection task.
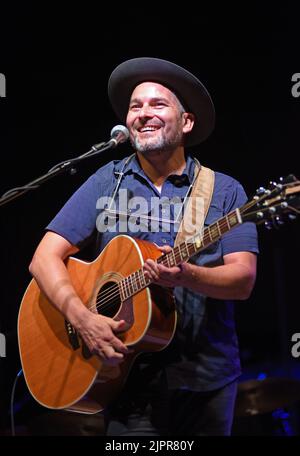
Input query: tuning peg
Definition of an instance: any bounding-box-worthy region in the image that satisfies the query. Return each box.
[288,214,297,221]
[256,211,264,219]
[275,216,284,226]
[268,207,276,214]
[256,187,266,195]
[264,221,273,230]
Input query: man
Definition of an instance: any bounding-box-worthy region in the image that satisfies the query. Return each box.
[29,57,258,435]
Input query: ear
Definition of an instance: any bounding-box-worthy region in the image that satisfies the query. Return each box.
[182,112,195,134]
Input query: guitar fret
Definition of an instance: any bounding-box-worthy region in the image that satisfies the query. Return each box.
[133,273,137,292]
[172,249,177,266]
[209,223,219,240]
[122,277,129,300]
[127,277,131,298]
[132,272,138,293]
[207,226,213,242]
[225,214,231,230]
[188,240,197,255]
[168,250,175,267]
[140,271,147,287]
[166,254,171,267]
[137,271,142,289]
[174,247,180,263]
[203,229,211,247]
[128,275,134,295]
[219,218,228,235]
[184,241,189,258]
[178,247,183,261]
[194,235,202,251]
[228,211,238,227]
[178,243,188,261]
[119,281,125,301]
[136,271,140,290]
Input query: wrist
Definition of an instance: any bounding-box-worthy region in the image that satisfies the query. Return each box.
[179,262,195,287]
[67,300,90,328]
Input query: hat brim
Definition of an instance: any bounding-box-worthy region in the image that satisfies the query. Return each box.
[108,57,215,147]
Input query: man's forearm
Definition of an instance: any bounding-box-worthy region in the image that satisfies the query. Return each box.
[182,262,255,300]
[29,253,89,326]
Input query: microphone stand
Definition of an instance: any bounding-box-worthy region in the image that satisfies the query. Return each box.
[0,139,118,207]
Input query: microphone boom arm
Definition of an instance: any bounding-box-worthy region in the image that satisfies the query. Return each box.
[0,138,119,208]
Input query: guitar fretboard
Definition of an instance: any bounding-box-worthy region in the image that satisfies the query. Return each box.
[118,208,242,301]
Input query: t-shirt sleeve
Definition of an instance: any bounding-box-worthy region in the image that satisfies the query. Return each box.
[46,173,101,246]
[221,178,259,256]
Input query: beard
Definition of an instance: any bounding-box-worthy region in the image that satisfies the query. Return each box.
[130,125,183,155]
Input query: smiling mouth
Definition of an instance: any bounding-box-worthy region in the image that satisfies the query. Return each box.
[138,126,161,133]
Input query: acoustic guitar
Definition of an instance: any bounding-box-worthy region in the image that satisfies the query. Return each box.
[18,175,300,413]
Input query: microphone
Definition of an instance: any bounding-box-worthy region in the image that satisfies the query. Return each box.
[109,125,130,147]
[91,125,129,152]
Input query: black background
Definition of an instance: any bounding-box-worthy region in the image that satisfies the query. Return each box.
[0,1,300,436]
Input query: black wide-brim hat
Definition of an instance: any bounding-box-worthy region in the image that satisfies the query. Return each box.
[108,57,215,147]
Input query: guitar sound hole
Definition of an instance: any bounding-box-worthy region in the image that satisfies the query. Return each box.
[96,281,121,318]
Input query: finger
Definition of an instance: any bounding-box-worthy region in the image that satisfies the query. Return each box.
[158,264,182,275]
[157,245,172,254]
[110,319,128,332]
[145,258,160,271]
[145,269,159,281]
[143,264,159,281]
[101,345,124,362]
[111,337,130,354]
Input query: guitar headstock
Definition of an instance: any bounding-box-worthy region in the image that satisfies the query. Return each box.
[241,175,300,229]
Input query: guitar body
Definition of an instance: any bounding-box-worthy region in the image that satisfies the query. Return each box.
[18,235,176,413]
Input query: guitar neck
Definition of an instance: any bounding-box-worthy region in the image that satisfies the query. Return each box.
[159,208,243,267]
[119,208,243,301]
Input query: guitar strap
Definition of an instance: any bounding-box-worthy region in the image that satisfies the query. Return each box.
[174,160,215,247]
[99,154,214,250]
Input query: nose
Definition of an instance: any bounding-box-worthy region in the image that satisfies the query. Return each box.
[139,104,154,119]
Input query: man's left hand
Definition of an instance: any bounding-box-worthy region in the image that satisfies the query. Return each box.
[143,245,190,288]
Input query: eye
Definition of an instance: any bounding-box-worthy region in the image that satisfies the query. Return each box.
[155,102,167,108]
[129,104,140,111]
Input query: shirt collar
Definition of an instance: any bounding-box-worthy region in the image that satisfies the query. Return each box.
[115,153,196,185]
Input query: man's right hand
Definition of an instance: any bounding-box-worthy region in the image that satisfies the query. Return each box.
[73,309,131,366]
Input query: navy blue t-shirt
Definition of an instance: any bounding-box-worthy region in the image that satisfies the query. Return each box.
[47,154,259,391]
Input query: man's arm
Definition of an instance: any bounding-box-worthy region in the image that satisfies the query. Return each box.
[29,231,130,364]
[143,246,257,300]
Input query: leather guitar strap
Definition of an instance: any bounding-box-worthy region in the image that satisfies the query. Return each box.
[174,160,215,247]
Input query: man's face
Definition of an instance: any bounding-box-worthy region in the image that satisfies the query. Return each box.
[126,82,192,154]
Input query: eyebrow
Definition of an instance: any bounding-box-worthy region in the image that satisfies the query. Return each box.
[129,97,170,105]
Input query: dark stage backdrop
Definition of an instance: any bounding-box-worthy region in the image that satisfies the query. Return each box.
[0,3,299,435]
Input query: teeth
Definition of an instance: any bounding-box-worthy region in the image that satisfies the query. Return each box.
[140,127,159,132]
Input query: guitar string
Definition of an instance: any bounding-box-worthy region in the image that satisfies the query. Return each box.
[89,193,267,312]
[88,197,275,314]
[90,181,296,309]
[90,217,230,312]
[87,215,243,314]
[87,183,300,314]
